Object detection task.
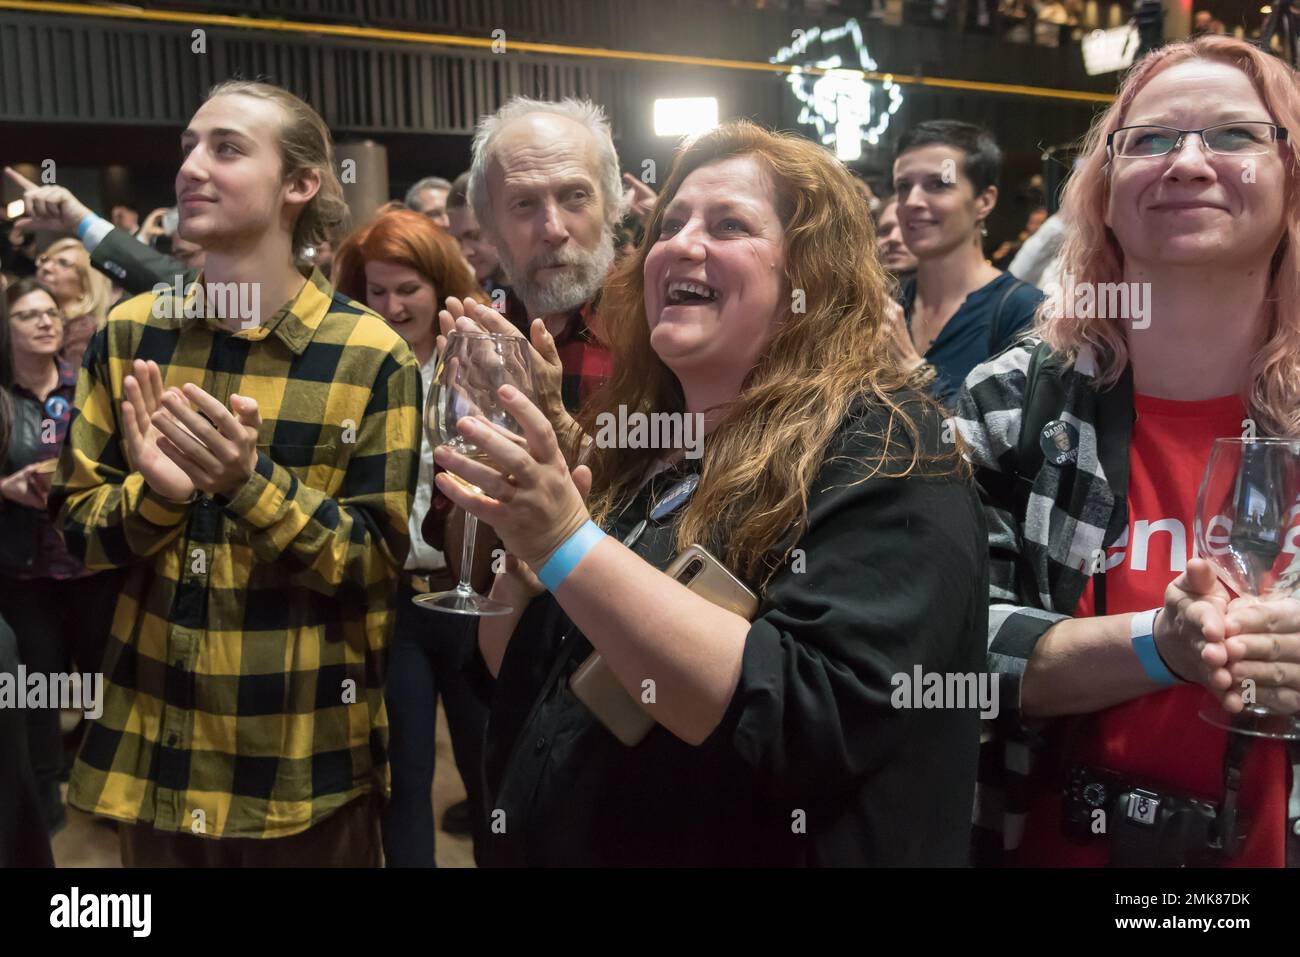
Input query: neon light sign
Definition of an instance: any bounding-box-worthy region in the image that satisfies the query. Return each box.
[771,19,904,161]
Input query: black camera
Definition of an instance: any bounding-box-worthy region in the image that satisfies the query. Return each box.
[1064,765,1236,867]
[1063,765,1126,841]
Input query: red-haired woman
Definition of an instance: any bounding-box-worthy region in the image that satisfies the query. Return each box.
[957,36,1300,866]
[333,208,488,866]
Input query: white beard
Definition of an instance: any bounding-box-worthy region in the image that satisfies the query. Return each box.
[499,226,616,315]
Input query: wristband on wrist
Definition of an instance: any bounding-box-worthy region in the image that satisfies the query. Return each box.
[537,520,605,592]
[76,213,113,253]
[1132,607,1182,687]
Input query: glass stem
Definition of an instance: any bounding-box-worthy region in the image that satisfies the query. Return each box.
[458,510,479,594]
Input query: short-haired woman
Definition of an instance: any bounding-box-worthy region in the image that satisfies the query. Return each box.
[0,278,122,837]
[893,120,1044,404]
[0,282,55,866]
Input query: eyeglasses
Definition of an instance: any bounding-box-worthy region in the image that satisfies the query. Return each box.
[35,254,78,270]
[1107,122,1289,158]
[10,307,63,323]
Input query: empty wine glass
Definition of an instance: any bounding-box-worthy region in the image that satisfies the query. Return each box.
[1194,437,1300,739]
[413,330,535,616]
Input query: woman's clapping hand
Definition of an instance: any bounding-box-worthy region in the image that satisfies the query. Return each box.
[434,384,593,572]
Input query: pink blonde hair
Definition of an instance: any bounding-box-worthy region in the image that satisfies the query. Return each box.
[1042,36,1300,438]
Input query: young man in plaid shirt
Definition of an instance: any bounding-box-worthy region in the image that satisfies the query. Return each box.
[49,81,421,866]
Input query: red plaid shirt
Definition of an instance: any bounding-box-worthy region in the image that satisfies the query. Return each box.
[553,300,613,411]
[422,300,612,551]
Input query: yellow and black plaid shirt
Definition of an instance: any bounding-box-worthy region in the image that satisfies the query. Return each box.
[50,269,420,839]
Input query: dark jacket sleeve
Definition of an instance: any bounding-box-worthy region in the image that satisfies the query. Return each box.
[705,403,989,803]
[89,228,192,295]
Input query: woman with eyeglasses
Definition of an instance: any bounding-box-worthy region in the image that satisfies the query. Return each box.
[956,36,1300,866]
[0,278,123,838]
[34,238,111,369]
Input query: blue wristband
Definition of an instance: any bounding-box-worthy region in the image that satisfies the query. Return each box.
[537,520,605,592]
[75,213,96,241]
[1131,608,1180,687]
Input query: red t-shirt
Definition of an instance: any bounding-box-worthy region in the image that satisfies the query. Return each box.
[1013,393,1291,867]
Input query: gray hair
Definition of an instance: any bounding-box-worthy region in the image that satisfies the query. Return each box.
[467,97,626,238]
[404,176,453,210]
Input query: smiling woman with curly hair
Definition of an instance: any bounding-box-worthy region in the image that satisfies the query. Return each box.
[436,120,989,866]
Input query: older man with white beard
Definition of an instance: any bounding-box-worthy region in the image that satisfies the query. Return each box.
[465,96,617,411]
[424,97,619,593]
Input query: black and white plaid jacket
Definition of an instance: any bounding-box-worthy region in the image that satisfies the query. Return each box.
[953,337,1133,863]
[954,337,1300,866]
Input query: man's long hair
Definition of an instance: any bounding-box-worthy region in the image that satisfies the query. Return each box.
[205,80,350,257]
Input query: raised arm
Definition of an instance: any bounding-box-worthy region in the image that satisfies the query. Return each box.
[4,166,185,294]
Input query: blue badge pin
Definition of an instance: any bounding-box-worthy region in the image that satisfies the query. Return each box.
[1040,419,1080,467]
[44,395,70,420]
[651,472,700,521]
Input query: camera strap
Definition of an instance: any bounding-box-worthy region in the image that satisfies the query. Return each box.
[1213,732,1250,858]
[1210,735,1300,869]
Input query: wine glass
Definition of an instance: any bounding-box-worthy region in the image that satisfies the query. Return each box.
[1194,437,1300,739]
[413,330,535,616]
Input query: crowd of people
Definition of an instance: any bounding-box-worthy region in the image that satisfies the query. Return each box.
[0,32,1298,868]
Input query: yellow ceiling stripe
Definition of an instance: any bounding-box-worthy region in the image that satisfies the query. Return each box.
[0,0,1116,104]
